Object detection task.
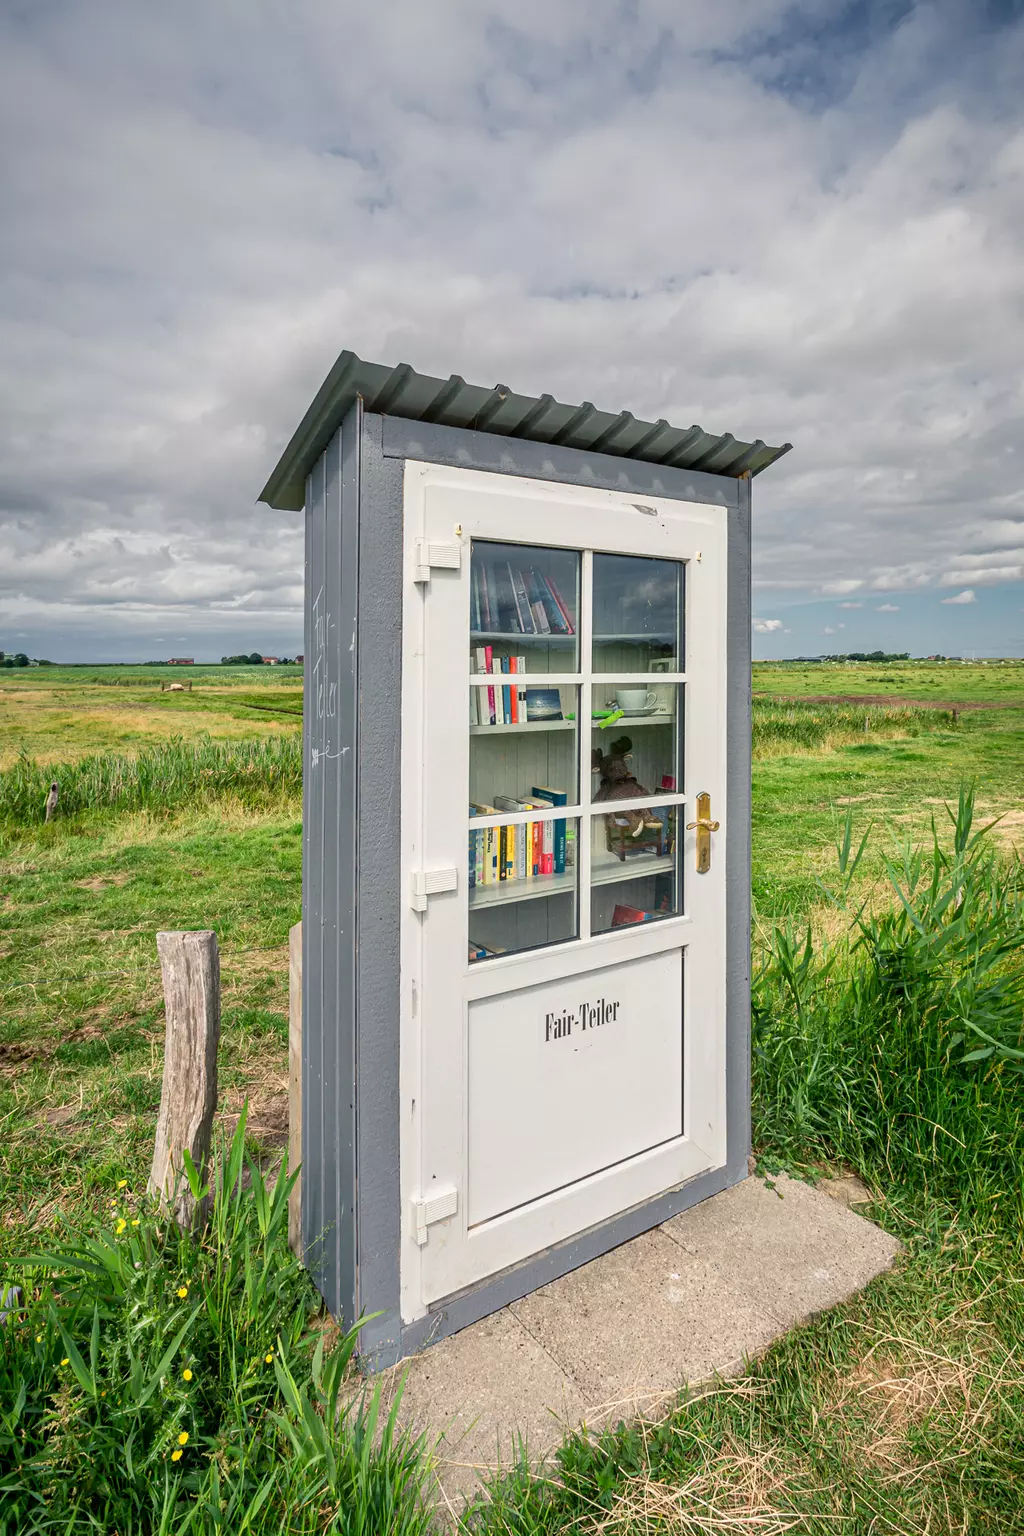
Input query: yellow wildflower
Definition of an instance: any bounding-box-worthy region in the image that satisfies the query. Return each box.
[115,1219,126,1234]
[131,1219,139,1227]
[61,1358,69,1366]
[35,1335,42,1343]
[177,1286,188,1299]
[182,1368,193,1382]
[171,1449,183,1462]
[177,1431,189,1446]
[264,1353,273,1364]
[117,1179,127,1189]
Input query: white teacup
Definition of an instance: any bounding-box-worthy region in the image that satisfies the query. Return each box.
[615,688,657,714]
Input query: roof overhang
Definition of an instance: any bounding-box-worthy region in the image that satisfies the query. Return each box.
[259,350,791,512]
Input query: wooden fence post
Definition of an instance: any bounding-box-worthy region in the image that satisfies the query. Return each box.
[288,921,303,1259]
[149,931,220,1229]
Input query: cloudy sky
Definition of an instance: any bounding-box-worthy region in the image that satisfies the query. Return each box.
[1,0,1022,662]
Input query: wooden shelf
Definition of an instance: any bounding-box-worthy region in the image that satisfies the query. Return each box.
[468,851,676,909]
[470,713,675,735]
[470,719,573,735]
[471,631,575,645]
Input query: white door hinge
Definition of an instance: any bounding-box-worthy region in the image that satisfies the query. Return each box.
[412,1188,458,1246]
[410,867,458,911]
[413,539,461,583]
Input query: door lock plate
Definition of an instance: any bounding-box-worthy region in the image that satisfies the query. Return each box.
[686,792,720,874]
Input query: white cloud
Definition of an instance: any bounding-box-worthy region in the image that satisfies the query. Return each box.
[821,580,865,596]
[753,617,784,633]
[0,2,1023,655]
[823,623,846,634]
[876,603,900,611]
[941,589,977,604]
[839,601,863,609]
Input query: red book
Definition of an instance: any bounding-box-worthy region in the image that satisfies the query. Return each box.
[484,645,495,726]
[612,903,649,926]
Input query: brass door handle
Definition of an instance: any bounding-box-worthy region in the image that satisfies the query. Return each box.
[687,794,718,873]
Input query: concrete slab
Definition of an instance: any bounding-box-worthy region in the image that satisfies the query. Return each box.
[510,1225,781,1420]
[661,1172,900,1326]
[396,1175,900,1507]
[394,1307,586,1501]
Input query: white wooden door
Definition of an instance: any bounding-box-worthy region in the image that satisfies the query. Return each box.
[400,463,728,1320]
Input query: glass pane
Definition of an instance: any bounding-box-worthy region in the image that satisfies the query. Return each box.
[471,540,579,674]
[471,685,579,805]
[469,816,579,961]
[592,553,682,673]
[591,808,681,934]
[590,686,682,805]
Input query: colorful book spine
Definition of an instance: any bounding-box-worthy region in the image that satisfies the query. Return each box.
[516,656,527,719]
[500,656,512,721]
[490,655,504,725]
[533,786,567,874]
[508,655,518,723]
[540,820,554,876]
[545,575,575,633]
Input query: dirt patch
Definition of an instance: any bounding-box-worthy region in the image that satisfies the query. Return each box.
[755,692,1015,711]
[42,1103,79,1127]
[73,872,134,891]
[0,1039,48,1067]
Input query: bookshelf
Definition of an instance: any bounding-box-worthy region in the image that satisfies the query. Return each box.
[469,850,675,910]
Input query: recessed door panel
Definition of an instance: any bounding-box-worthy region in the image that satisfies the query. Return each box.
[468,950,683,1226]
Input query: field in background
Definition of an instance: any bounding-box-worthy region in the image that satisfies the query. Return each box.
[3,659,1024,1530]
[0,665,302,767]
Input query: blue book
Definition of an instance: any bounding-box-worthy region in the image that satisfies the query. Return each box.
[501,656,512,719]
[532,785,567,874]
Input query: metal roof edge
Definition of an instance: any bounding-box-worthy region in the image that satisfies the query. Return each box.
[258,350,791,511]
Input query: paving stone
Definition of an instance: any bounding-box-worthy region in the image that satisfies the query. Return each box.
[661,1171,900,1326]
[510,1225,781,1420]
[394,1307,585,1503]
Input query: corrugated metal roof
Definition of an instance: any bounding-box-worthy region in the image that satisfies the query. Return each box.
[259,350,791,511]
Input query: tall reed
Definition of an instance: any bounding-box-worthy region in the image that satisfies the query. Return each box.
[0,735,302,825]
[752,789,1024,1230]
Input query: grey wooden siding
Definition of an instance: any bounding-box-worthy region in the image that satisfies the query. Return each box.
[301,400,361,1322]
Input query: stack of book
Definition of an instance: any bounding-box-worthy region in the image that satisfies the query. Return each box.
[471,558,575,636]
[470,647,565,728]
[469,786,569,890]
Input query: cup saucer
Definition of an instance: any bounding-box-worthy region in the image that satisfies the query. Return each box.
[618,705,660,717]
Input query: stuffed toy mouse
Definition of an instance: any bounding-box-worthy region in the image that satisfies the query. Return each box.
[592,736,662,839]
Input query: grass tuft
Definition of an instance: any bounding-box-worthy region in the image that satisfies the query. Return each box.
[0,1109,432,1535]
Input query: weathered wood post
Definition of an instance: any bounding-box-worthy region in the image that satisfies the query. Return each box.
[149,930,220,1228]
[288,921,302,1258]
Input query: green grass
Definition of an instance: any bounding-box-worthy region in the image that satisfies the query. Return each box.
[0,735,301,824]
[0,803,301,1227]
[754,657,1024,705]
[3,667,1024,1531]
[0,1113,432,1535]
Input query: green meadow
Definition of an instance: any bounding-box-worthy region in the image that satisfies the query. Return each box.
[1,660,1023,1532]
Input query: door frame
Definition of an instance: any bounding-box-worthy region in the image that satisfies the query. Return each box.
[315,410,752,1367]
[401,466,729,1314]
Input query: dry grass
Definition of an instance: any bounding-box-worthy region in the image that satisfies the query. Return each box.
[582,1436,809,1535]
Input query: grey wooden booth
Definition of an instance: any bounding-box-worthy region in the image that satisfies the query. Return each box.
[259,352,790,1367]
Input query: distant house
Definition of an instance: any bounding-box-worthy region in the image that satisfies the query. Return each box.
[295,654,303,664]
[262,656,280,665]
[168,658,194,665]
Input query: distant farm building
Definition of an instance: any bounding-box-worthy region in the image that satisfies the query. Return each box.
[296,654,303,663]
[262,656,280,665]
[168,658,194,665]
